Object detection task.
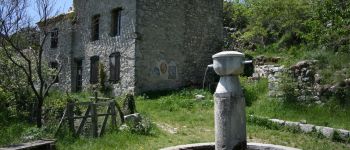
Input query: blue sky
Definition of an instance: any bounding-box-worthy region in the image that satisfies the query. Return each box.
[28,0,73,24]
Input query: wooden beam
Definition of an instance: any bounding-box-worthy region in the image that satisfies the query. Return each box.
[76,104,92,136]
[91,103,98,138]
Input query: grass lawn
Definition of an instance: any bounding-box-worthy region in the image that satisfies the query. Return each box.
[242,78,350,130]
[2,86,349,149]
[56,89,349,150]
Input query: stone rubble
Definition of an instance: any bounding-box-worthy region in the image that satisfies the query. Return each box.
[252,64,285,97]
[253,58,350,103]
[195,94,205,100]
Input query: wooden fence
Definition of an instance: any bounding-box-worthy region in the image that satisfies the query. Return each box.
[56,98,124,137]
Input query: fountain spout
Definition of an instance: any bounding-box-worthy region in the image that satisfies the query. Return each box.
[202,64,214,89]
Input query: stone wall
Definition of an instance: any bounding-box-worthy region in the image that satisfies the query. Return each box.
[73,0,137,95]
[135,0,223,93]
[253,58,350,103]
[42,17,74,92]
[42,0,223,96]
[253,65,285,97]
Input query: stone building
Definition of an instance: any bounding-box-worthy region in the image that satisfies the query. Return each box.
[40,0,223,96]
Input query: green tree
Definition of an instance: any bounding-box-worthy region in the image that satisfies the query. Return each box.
[0,0,63,128]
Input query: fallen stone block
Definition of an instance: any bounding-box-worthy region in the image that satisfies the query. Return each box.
[269,119,285,126]
[195,94,205,100]
[299,124,315,133]
[316,126,334,138]
[285,121,300,128]
[337,129,350,140]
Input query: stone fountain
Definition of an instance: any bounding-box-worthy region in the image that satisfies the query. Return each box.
[161,51,299,150]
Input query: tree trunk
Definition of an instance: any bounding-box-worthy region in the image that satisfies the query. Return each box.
[36,98,44,128]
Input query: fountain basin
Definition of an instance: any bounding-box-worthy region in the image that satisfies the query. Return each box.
[212,51,246,76]
[160,142,300,150]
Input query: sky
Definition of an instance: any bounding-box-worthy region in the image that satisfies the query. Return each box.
[28,0,73,24]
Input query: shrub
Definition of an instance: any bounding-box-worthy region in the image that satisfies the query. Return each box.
[241,77,268,106]
[125,114,154,135]
[122,94,136,115]
[280,73,299,103]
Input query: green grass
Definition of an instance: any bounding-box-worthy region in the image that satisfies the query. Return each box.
[243,78,350,130]
[0,122,32,147]
[2,88,350,149]
[246,47,350,85]
[247,97,350,130]
[55,88,349,150]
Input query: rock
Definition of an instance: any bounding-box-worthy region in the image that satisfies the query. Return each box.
[22,136,35,142]
[329,85,338,93]
[195,94,205,100]
[119,124,129,131]
[269,119,285,125]
[299,124,314,133]
[124,113,142,123]
[314,74,321,84]
[315,100,322,104]
[345,79,350,86]
[299,120,307,124]
[254,55,282,65]
[337,129,350,140]
[316,126,334,138]
[285,121,300,128]
[156,122,178,134]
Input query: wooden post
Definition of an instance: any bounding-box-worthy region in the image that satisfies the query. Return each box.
[55,108,67,136]
[100,105,111,136]
[91,102,98,138]
[110,101,117,126]
[115,102,124,124]
[94,92,98,102]
[67,102,75,135]
[76,103,92,136]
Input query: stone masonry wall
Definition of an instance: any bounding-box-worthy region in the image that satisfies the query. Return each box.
[43,0,223,96]
[42,17,74,92]
[73,0,137,95]
[135,0,223,93]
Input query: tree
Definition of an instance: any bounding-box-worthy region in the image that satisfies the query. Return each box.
[0,0,63,128]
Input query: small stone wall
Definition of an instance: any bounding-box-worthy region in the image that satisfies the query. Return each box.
[252,65,285,97]
[249,115,350,142]
[289,60,320,102]
[252,58,350,103]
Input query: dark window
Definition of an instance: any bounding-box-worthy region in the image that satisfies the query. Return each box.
[49,61,59,83]
[91,15,100,41]
[50,28,58,48]
[90,56,99,84]
[110,8,122,37]
[109,52,120,83]
[74,59,83,92]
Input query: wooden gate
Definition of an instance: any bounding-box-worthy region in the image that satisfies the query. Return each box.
[56,99,124,137]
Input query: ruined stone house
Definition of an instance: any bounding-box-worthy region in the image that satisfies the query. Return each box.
[40,0,223,96]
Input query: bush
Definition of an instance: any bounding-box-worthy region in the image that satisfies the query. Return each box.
[124,114,154,135]
[241,78,268,106]
[122,94,136,115]
[280,73,300,103]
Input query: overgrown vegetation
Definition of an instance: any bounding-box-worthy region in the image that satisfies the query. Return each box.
[225,0,350,105]
[225,0,350,53]
[1,0,349,149]
[225,0,350,82]
[58,89,349,150]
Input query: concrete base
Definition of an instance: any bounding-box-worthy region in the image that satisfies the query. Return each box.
[160,142,300,150]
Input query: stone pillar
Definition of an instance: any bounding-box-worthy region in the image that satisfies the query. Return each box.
[211,51,249,150]
[214,76,246,150]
